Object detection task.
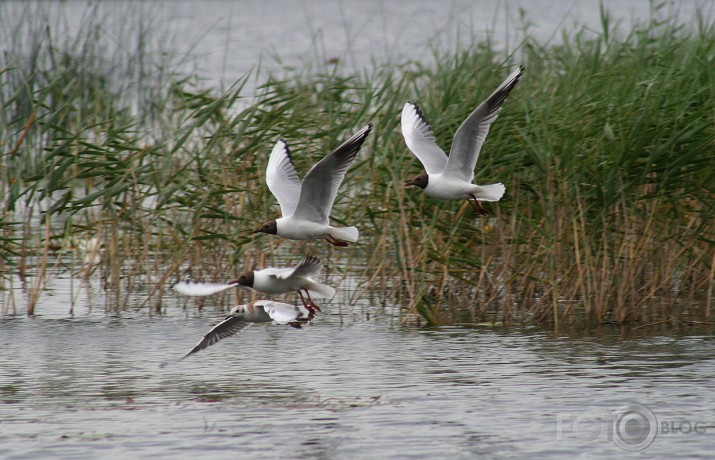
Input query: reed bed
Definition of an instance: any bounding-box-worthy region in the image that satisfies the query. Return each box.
[1,4,713,328]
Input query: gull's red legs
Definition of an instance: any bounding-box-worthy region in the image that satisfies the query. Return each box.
[325,236,349,247]
[468,194,489,215]
[298,290,321,314]
[303,289,322,312]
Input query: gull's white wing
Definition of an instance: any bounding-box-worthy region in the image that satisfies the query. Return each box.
[401,103,449,175]
[262,301,302,325]
[260,301,315,326]
[291,124,372,223]
[174,280,236,297]
[444,66,523,182]
[174,316,252,363]
[266,139,302,217]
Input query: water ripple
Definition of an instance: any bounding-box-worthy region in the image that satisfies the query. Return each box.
[2,313,715,458]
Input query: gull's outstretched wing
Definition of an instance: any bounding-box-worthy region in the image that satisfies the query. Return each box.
[267,255,322,281]
[266,139,302,217]
[401,103,449,175]
[179,316,252,361]
[174,280,236,297]
[291,124,372,224]
[280,255,322,279]
[444,66,523,182]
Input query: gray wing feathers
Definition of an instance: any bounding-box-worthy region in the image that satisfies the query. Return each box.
[180,316,252,360]
[272,255,322,280]
[266,140,302,217]
[290,255,322,278]
[292,124,372,223]
[445,66,523,181]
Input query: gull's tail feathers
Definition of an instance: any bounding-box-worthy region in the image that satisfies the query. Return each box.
[329,226,359,243]
[475,183,506,202]
[305,281,336,299]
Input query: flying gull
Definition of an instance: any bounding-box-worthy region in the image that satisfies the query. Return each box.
[162,300,316,365]
[401,66,523,214]
[174,256,333,311]
[253,124,373,246]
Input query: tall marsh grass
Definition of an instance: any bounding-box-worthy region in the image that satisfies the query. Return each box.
[1,3,713,327]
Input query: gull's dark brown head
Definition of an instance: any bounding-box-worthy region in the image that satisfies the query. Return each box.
[236,271,254,288]
[253,220,277,235]
[405,171,429,189]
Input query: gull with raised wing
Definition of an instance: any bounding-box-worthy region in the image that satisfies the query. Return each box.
[164,301,315,365]
[173,256,334,311]
[253,124,372,246]
[402,66,523,214]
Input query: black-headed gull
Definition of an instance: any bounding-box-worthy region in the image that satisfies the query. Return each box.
[402,66,523,214]
[234,255,333,311]
[253,124,373,246]
[173,256,334,311]
[168,301,315,363]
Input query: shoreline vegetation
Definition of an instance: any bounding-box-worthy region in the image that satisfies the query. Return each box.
[1,3,713,329]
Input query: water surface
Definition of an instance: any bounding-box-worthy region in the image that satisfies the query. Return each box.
[6,0,713,88]
[3,1,715,457]
[2,297,715,458]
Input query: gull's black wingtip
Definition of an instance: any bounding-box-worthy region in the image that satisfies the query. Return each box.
[355,122,373,141]
[276,138,295,163]
[302,254,321,265]
[159,359,179,369]
[407,102,431,128]
[160,351,192,368]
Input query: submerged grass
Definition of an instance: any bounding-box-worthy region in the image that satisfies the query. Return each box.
[1,3,714,328]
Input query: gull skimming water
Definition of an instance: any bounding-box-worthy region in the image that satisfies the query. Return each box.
[173,256,334,311]
[253,124,372,246]
[163,300,315,365]
[401,66,523,214]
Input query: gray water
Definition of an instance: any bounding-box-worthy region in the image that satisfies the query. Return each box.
[147,0,715,88]
[2,296,715,458]
[6,0,713,88]
[3,0,715,458]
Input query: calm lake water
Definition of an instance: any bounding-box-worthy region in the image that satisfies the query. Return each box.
[3,273,715,458]
[3,0,715,458]
[5,0,713,88]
